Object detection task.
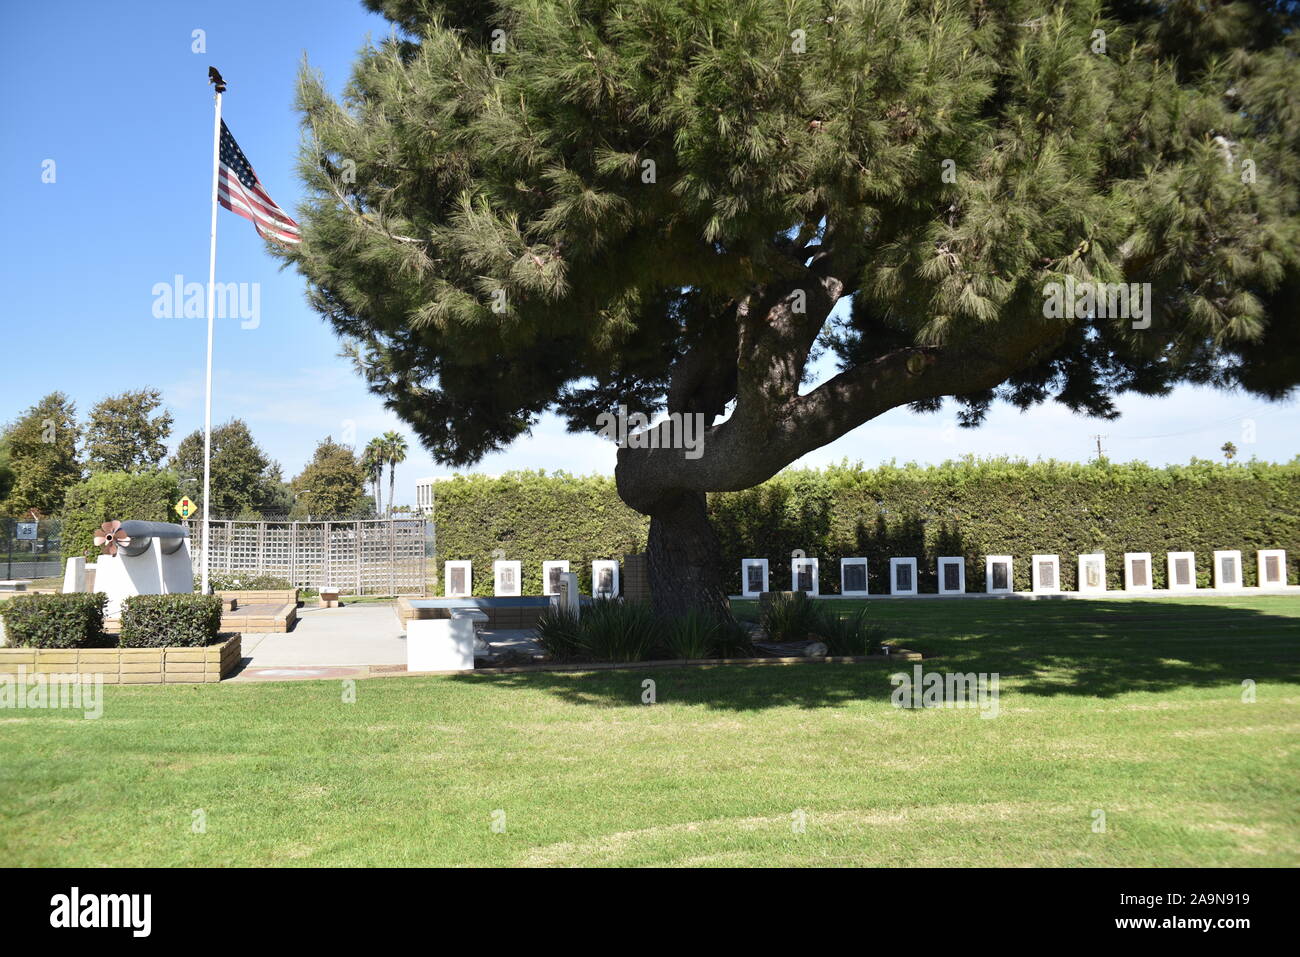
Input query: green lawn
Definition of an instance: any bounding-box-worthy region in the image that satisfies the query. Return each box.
[2,595,1297,866]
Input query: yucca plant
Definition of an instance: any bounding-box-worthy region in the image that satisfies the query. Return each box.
[664,608,720,660]
[814,606,884,657]
[760,592,821,644]
[534,606,584,662]
[578,599,664,663]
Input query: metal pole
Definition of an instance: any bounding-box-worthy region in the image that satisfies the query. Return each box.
[200,77,223,595]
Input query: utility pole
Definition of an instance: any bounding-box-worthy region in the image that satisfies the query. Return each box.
[1091,434,1108,461]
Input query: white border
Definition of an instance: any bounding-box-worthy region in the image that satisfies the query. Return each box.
[1124,552,1153,592]
[840,558,869,597]
[1167,551,1197,592]
[591,559,620,598]
[542,560,570,596]
[791,557,820,596]
[890,557,918,596]
[1213,550,1243,590]
[1077,553,1106,594]
[1258,549,1287,587]
[937,557,965,595]
[1031,554,1060,594]
[493,560,521,597]
[444,559,472,598]
[985,555,1013,594]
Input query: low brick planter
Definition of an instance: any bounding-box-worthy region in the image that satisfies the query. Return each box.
[0,635,241,685]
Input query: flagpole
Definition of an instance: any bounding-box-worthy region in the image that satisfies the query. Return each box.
[201,68,225,595]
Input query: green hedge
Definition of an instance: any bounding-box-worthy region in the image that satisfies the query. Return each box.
[431,471,649,595]
[119,594,223,648]
[61,470,180,563]
[0,593,107,648]
[431,460,1300,595]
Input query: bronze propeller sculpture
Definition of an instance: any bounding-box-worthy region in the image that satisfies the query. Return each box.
[94,521,131,556]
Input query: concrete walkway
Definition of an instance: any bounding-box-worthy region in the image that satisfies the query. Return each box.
[231,601,542,680]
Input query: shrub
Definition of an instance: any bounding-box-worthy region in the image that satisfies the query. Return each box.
[119,594,223,648]
[663,608,718,659]
[534,606,584,662]
[814,606,885,656]
[712,617,754,658]
[578,599,663,663]
[0,593,107,648]
[61,471,180,563]
[760,592,821,643]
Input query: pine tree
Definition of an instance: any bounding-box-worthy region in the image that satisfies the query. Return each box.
[283,0,1300,614]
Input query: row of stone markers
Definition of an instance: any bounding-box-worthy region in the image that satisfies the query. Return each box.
[739,549,1292,598]
[441,559,621,598]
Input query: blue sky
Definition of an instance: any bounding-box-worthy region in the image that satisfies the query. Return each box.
[1,0,1295,507]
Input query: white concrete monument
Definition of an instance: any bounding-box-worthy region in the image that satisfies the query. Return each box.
[407,618,475,672]
[1031,554,1060,594]
[840,558,869,597]
[889,557,918,596]
[493,560,521,597]
[1213,550,1243,590]
[791,557,819,596]
[1077,553,1106,594]
[741,559,768,597]
[1258,549,1287,588]
[591,560,619,599]
[558,571,581,617]
[1124,552,1153,592]
[985,555,1013,594]
[87,520,193,617]
[1167,551,1197,592]
[444,560,472,597]
[542,560,570,596]
[937,557,965,595]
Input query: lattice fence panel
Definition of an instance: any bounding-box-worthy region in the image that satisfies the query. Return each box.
[186,520,425,594]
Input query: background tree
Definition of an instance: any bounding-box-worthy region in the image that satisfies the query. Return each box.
[1222,441,1238,462]
[380,431,408,516]
[0,392,82,516]
[83,388,174,473]
[291,438,369,517]
[285,0,1300,614]
[169,420,285,517]
[361,437,386,514]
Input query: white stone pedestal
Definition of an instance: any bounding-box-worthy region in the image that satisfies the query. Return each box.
[407,618,475,672]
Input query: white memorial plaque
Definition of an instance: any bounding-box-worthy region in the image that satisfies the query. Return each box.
[840,558,868,597]
[889,557,918,596]
[741,559,769,598]
[937,557,965,595]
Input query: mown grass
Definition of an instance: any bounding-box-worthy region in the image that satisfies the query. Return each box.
[1,596,1297,866]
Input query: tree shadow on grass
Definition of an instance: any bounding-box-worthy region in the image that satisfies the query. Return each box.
[446,598,1300,711]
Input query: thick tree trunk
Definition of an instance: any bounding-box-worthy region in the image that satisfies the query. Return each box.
[644,490,730,620]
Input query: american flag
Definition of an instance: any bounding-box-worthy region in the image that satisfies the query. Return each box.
[217,120,301,245]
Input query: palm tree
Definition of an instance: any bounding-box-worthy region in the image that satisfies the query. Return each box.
[361,438,386,515]
[381,431,408,516]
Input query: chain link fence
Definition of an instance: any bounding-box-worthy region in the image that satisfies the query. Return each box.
[1,517,63,580]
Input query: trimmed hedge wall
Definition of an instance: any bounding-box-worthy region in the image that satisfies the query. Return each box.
[431,460,1300,595]
[432,471,648,595]
[62,470,180,563]
[119,594,224,648]
[0,593,107,648]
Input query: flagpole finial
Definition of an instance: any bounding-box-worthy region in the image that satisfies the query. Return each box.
[208,66,226,94]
